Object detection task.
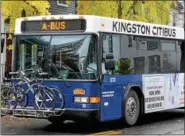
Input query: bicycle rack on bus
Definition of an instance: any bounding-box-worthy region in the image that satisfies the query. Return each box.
[1,107,65,119]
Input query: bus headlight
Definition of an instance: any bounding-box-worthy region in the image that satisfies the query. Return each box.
[74,97,89,103]
[74,97,100,103]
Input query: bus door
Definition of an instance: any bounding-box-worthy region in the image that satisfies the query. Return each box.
[100,75,123,121]
[99,33,123,121]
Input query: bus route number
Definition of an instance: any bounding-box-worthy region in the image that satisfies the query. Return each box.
[42,21,66,30]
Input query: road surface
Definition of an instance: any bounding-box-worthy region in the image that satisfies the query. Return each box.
[1,109,184,135]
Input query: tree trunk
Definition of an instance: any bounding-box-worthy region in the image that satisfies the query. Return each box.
[117,0,122,19]
[21,9,26,17]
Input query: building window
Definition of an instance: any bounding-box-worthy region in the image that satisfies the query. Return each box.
[57,0,68,7]
[173,12,177,26]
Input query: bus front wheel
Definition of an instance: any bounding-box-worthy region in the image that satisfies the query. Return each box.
[123,90,140,126]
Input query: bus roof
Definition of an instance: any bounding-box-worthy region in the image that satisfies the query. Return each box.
[15,15,184,40]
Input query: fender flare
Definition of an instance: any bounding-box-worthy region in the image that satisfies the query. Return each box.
[122,84,145,115]
[122,84,142,101]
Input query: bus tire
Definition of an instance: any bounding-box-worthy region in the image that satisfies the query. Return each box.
[123,89,140,126]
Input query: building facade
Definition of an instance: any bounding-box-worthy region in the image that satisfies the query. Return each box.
[169,1,184,28]
[49,0,77,15]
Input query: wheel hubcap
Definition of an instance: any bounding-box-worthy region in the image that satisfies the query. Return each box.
[126,97,137,119]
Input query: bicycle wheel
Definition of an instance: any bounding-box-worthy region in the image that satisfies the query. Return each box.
[15,87,29,108]
[33,86,56,111]
[1,86,17,112]
[49,86,65,116]
[49,86,65,109]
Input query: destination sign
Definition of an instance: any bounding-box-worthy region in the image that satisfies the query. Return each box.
[21,19,86,33]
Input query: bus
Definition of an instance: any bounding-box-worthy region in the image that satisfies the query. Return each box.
[6,15,185,126]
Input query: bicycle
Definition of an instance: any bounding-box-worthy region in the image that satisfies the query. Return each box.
[31,72,56,111]
[1,85,17,112]
[2,71,29,106]
[1,71,29,114]
[14,69,57,111]
[30,60,65,112]
[47,86,65,116]
[1,63,65,117]
[1,69,56,112]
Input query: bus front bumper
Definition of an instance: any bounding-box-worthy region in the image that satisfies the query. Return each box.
[51,108,99,121]
[1,107,100,121]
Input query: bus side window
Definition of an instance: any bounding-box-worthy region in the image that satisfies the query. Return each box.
[102,34,120,60]
[176,40,184,73]
[180,40,185,72]
[176,40,182,52]
[101,34,121,74]
[1,38,4,53]
[128,36,133,47]
[102,34,113,58]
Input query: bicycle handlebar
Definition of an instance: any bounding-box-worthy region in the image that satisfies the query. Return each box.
[38,72,48,76]
[9,67,49,83]
[23,76,31,83]
[9,72,19,76]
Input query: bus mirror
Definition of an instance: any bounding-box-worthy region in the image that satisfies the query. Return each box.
[105,53,114,60]
[105,54,115,71]
[1,38,5,53]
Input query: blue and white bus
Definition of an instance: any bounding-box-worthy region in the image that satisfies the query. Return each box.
[10,15,185,125]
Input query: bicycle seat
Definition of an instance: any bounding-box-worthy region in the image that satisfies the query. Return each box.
[9,72,19,76]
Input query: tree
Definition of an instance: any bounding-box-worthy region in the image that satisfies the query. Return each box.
[1,1,50,32]
[77,0,176,25]
[77,1,118,18]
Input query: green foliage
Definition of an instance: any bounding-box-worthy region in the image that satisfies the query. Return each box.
[114,58,133,74]
[1,1,50,32]
[77,0,176,25]
[66,0,72,6]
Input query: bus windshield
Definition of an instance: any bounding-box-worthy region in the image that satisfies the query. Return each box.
[15,34,98,80]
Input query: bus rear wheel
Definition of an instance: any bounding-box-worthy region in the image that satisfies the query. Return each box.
[123,90,140,126]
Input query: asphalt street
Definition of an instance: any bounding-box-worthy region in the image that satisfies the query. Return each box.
[1,109,184,135]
